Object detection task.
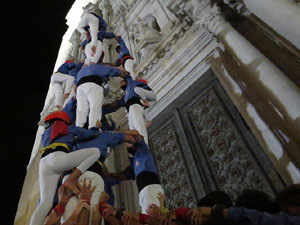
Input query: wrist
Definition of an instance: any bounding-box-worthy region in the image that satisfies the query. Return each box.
[116,209,124,220]
[175,207,190,219]
[80,197,90,205]
[139,214,150,224]
[57,201,67,207]
[54,204,65,215]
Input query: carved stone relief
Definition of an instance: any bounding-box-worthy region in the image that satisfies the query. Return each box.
[187,88,277,198]
[151,122,197,209]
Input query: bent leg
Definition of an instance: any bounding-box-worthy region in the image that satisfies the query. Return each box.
[124,59,136,80]
[29,173,60,225]
[134,87,157,102]
[128,104,148,144]
[87,84,104,129]
[76,85,89,127]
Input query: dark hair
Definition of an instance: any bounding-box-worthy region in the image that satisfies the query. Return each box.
[235,189,277,213]
[275,184,300,208]
[127,146,137,156]
[116,45,121,53]
[198,191,233,208]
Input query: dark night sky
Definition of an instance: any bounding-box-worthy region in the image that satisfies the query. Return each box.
[1,0,75,223]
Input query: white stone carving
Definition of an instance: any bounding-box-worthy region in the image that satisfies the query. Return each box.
[199,4,228,35]
[133,17,161,43]
[99,0,113,26]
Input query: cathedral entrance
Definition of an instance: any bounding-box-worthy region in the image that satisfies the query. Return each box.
[148,69,286,209]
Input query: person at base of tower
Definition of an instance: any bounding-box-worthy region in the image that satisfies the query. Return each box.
[50,60,76,110]
[115,35,136,80]
[112,130,164,214]
[75,58,127,129]
[29,111,101,225]
[43,179,94,225]
[60,129,136,223]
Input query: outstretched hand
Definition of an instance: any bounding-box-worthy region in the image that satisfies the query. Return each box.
[186,207,211,225]
[58,185,73,206]
[78,178,96,201]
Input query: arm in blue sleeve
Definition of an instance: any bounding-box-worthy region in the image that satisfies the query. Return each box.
[106,132,126,147]
[62,98,77,125]
[228,207,300,225]
[108,66,121,77]
[119,37,130,52]
[73,126,99,140]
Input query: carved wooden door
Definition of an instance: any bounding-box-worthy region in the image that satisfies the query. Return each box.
[148,70,285,209]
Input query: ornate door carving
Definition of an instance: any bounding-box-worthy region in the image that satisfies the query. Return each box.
[148,70,285,209]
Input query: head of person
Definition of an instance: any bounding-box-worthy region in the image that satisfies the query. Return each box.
[198,191,233,208]
[146,204,161,218]
[116,45,121,53]
[235,189,277,213]
[127,144,137,156]
[275,184,300,216]
[65,59,73,63]
[44,111,70,129]
[120,79,127,91]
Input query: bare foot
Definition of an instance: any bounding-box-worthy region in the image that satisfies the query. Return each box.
[145,120,152,128]
[63,180,80,195]
[64,93,70,99]
[142,100,150,108]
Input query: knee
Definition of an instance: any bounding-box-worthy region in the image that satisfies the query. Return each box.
[38,200,53,212]
[91,148,100,159]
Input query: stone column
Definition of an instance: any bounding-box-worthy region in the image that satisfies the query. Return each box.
[71,31,81,61]
[241,0,300,49]
[99,0,113,27]
[200,5,300,166]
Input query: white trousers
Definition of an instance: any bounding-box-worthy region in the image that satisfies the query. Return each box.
[29,148,100,225]
[77,14,99,48]
[61,171,104,224]
[124,58,136,80]
[134,87,156,102]
[139,184,164,214]
[76,82,104,129]
[128,104,148,144]
[51,72,75,107]
[85,40,103,65]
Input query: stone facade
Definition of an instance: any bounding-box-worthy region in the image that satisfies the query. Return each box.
[15,0,300,224]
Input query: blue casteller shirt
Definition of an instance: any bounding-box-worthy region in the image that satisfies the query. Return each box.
[74,132,125,160]
[118,37,130,59]
[228,207,300,225]
[69,62,84,83]
[124,75,151,103]
[62,98,77,125]
[76,64,121,83]
[124,75,139,103]
[98,31,115,42]
[57,62,76,74]
[42,125,99,150]
[133,140,158,177]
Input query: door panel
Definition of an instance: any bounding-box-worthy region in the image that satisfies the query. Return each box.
[148,70,285,209]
